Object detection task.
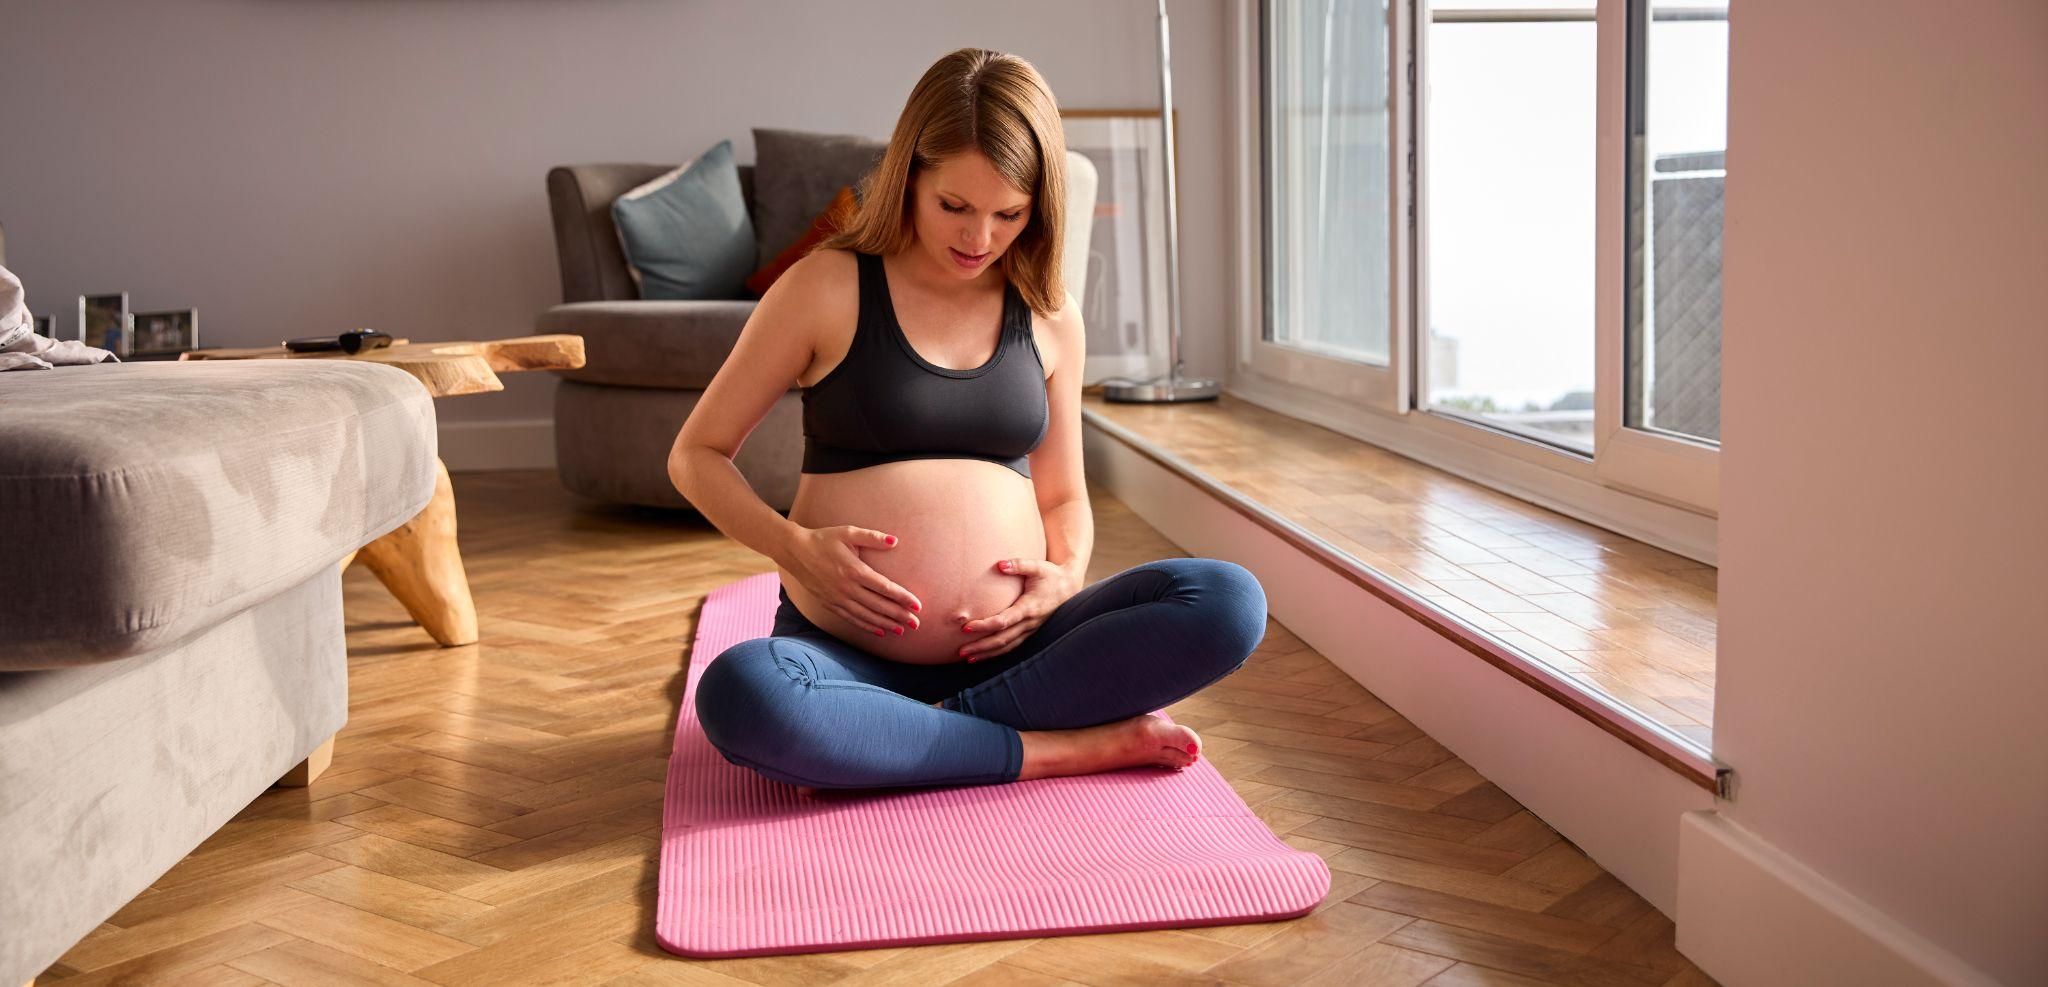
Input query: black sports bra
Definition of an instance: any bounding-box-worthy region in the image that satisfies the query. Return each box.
[800,252,1049,477]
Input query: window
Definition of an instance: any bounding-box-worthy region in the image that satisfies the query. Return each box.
[1241,0,1725,539]
[1419,2,1599,453]
[1625,0,1727,446]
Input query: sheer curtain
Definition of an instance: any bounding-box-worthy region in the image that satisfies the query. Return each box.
[1264,0,1394,364]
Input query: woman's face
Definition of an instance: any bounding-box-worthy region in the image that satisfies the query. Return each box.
[908,151,1033,280]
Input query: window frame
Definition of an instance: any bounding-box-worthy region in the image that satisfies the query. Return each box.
[1597,0,1723,512]
[1243,0,1410,417]
[1229,0,1720,563]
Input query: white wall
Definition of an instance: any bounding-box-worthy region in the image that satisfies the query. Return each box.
[0,0,1230,441]
[1705,2,2048,984]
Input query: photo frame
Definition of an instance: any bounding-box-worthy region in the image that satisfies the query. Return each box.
[79,292,129,354]
[33,314,56,339]
[131,309,200,358]
[1061,109,1180,386]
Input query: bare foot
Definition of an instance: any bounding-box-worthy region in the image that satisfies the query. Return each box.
[1016,714,1202,782]
[790,715,1198,793]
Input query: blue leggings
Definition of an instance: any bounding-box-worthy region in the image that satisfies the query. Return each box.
[694,557,1268,790]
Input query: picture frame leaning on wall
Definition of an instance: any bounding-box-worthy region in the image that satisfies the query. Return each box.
[79,292,129,354]
[1059,108,1181,387]
[131,309,200,358]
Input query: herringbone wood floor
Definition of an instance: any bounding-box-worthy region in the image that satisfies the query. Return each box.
[39,470,1716,986]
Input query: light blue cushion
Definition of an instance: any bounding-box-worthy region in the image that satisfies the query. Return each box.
[611,140,755,300]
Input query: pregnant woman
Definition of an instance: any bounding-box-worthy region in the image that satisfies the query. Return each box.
[668,48,1269,791]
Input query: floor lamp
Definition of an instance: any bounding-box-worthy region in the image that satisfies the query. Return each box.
[1103,0,1221,403]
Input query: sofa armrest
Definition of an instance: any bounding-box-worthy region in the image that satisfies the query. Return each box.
[538,300,762,390]
[546,163,760,306]
[547,164,675,305]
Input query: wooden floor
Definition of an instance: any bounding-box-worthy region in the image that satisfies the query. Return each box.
[1084,391,1720,753]
[40,470,1716,986]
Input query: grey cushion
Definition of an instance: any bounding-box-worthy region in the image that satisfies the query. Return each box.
[611,140,756,301]
[547,164,760,305]
[0,360,438,670]
[538,299,759,389]
[751,128,885,264]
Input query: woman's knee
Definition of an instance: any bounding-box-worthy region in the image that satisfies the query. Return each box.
[694,638,813,764]
[1166,557,1269,674]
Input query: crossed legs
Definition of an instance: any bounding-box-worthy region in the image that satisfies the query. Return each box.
[694,557,1269,790]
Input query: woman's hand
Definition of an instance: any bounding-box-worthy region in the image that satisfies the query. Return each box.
[784,525,924,637]
[958,558,1079,662]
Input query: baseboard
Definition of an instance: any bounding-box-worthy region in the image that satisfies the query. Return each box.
[1677,812,2002,987]
[438,419,555,473]
[1084,419,1714,917]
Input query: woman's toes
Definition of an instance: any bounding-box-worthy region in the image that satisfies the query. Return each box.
[1126,715,1203,768]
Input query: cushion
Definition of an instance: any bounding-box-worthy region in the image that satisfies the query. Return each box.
[745,186,857,298]
[751,128,885,266]
[612,140,756,300]
[540,300,759,390]
[0,360,438,670]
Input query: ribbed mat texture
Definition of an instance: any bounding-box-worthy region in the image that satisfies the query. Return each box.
[657,571,1331,957]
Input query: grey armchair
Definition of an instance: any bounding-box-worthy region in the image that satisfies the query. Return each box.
[538,151,1096,512]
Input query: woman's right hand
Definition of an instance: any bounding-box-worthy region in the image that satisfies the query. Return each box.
[784,525,924,637]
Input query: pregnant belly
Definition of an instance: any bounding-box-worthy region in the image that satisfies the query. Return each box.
[782,458,1048,665]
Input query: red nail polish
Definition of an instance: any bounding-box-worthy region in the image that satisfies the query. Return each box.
[885,535,896,545]
[893,625,903,635]
[958,649,969,659]
[1184,743,1199,755]
[911,602,921,612]
[873,628,884,636]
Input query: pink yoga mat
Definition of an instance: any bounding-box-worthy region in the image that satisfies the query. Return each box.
[657,571,1331,958]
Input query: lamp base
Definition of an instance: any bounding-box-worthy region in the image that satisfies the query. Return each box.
[1100,374,1221,403]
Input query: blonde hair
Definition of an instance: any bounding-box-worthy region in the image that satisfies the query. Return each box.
[820,48,1067,316]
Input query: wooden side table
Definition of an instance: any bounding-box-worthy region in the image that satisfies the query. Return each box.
[181,335,585,646]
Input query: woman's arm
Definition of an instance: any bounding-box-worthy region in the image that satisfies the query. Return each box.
[1028,293,1094,587]
[668,251,859,569]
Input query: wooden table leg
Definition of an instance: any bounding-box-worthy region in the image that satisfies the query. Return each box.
[277,735,336,787]
[357,458,479,646]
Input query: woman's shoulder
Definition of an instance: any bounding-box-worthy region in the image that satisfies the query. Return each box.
[770,246,860,296]
[762,248,861,309]
[1026,287,1084,332]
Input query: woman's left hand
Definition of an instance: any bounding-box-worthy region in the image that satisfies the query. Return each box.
[958,558,1078,662]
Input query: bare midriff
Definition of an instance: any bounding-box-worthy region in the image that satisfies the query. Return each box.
[783,459,1046,665]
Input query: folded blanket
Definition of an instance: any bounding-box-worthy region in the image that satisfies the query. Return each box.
[0,263,120,370]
